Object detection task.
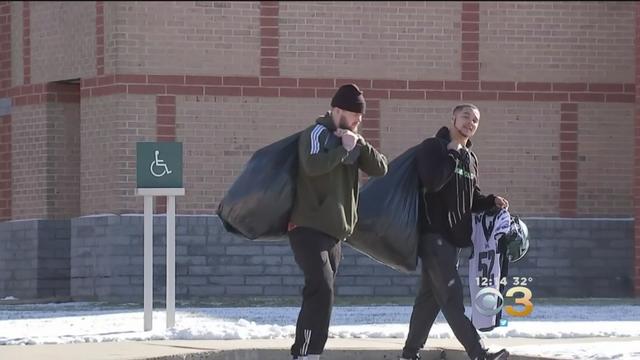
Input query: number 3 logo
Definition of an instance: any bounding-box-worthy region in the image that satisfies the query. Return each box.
[505,286,534,317]
[474,286,534,317]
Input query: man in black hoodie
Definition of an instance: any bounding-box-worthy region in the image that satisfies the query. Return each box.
[400,104,510,360]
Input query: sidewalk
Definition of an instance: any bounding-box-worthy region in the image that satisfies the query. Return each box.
[3,336,638,360]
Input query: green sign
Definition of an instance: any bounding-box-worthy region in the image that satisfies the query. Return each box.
[136,142,183,188]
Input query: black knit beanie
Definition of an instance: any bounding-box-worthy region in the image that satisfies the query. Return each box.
[331,84,366,114]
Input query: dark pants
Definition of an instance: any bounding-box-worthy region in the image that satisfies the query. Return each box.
[402,233,485,359]
[289,227,342,357]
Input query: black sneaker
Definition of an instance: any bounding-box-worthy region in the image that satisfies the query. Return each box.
[399,354,420,360]
[484,349,509,360]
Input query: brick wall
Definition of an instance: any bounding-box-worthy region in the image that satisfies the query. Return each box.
[30,1,96,84]
[480,2,635,82]
[0,114,9,220]
[80,93,155,215]
[382,101,561,216]
[177,96,328,213]
[9,84,80,220]
[279,1,461,80]
[11,103,49,219]
[105,1,261,76]
[0,219,70,299]
[578,103,634,216]
[10,1,22,86]
[46,85,80,219]
[66,215,633,302]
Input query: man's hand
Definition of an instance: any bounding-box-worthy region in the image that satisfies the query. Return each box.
[495,196,509,209]
[335,129,358,151]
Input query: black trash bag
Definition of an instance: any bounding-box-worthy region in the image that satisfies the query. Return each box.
[346,145,422,273]
[217,132,300,240]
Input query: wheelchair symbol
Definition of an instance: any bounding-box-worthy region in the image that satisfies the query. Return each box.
[150,150,173,177]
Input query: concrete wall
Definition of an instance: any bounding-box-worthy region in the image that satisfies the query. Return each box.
[64,215,634,302]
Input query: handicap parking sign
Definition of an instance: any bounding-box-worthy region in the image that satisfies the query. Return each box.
[136,142,183,188]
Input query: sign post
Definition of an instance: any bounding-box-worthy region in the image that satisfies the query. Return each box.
[135,142,184,331]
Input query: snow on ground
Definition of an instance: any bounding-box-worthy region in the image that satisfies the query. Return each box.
[0,302,639,358]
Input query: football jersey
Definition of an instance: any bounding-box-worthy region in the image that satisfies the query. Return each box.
[469,209,510,331]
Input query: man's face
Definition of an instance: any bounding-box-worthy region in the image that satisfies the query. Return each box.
[452,107,480,138]
[338,109,363,132]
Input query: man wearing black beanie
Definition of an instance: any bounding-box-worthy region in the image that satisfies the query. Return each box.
[288,84,388,360]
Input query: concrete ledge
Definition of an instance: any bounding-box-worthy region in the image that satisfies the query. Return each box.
[147,349,553,360]
[0,338,578,360]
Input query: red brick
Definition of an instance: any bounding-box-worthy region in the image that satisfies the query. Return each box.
[498,92,533,101]
[462,2,480,12]
[280,88,314,97]
[157,95,176,105]
[261,37,278,47]
[445,81,479,90]
[299,78,334,88]
[560,103,578,112]
[427,91,461,100]
[588,83,623,92]
[606,94,635,103]
[461,72,479,81]
[242,87,279,97]
[261,27,278,37]
[157,115,175,126]
[260,17,278,27]
[390,90,425,100]
[624,83,635,93]
[205,86,242,96]
[186,76,222,85]
[570,93,605,102]
[261,7,278,17]
[560,161,578,171]
[408,81,444,90]
[461,42,479,52]
[82,78,97,87]
[462,32,479,42]
[517,82,552,91]
[364,110,380,118]
[261,77,297,87]
[223,76,259,86]
[337,79,372,88]
[481,81,515,91]
[561,113,578,122]
[260,57,279,67]
[260,67,279,76]
[372,80,407,89]
[148,75,185,85]
[127,84,165,95]
[461,12,479,22]
[261,47,278,57]
[462,91,497,100]
[560,132,577,141]
[166,85,204,95]
[461,62,479,72]
[560,142,578,152]
[157,126,176,137]
[18,84,32,95]
[534,92,568,101]
[157,106,176,116]
[362,89,389,99]
[97,75,115,86]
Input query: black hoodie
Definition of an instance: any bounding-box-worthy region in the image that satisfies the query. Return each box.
[416,126,495,247]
